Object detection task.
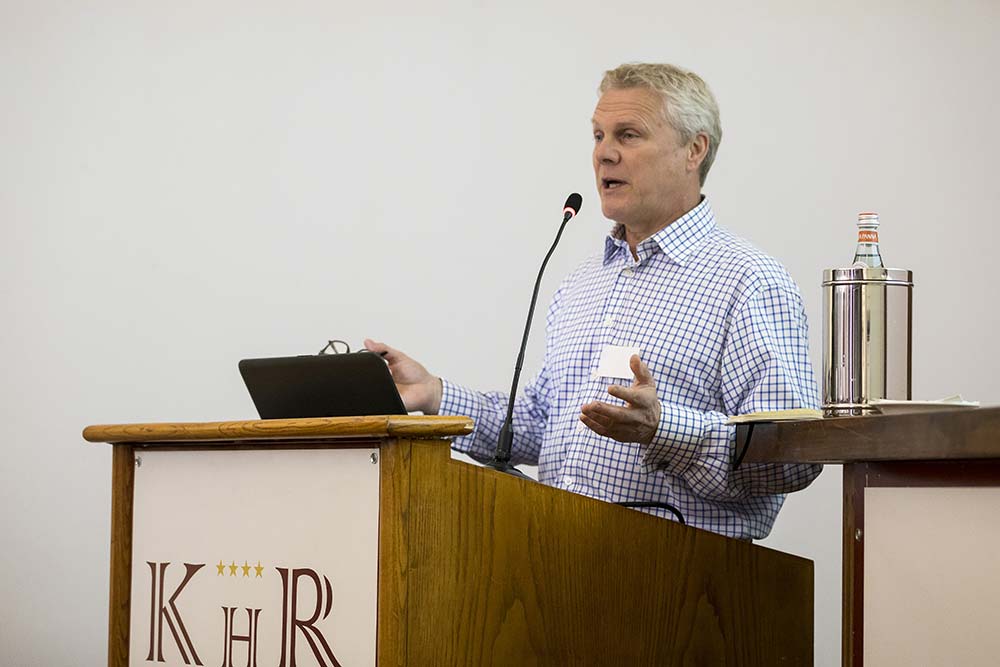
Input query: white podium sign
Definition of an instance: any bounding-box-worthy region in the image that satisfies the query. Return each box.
[129,447,380,667]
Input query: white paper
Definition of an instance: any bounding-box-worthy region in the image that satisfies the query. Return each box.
[593,344,641,380]
[870,395,980,415]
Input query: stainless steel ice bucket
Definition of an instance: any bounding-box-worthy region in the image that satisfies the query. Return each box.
[822,267,913,416]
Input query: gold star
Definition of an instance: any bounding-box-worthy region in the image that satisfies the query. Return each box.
[241,561,251,577]
[229,561,238,576]
[216,560,225,576]
[254,561,264,578]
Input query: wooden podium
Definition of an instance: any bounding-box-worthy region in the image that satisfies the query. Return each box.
[85,415,814,666]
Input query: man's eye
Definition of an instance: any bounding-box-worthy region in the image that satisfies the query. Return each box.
[622,131,639,140]
[593,132,604,142]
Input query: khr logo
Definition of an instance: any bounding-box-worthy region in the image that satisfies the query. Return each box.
[145,562,343,667]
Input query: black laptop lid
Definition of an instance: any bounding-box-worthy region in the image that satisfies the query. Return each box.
[239,353,406,419]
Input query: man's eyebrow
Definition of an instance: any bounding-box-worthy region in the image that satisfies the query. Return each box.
[591,117,648,130]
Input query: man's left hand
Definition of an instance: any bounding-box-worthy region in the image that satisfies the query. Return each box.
[580,354,660,445]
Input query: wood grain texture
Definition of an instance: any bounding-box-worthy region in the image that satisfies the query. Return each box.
[741,406,1000,464]
[386,441,813,665]
[858,460,1000,487]
[82,415,473,445]
[378,437,413,667]
[108,445,134,667]
[843,463,865,667]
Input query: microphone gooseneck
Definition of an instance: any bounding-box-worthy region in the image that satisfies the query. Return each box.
[486,193,582,477]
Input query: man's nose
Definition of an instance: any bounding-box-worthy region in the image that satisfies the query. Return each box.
[594,139,619,164]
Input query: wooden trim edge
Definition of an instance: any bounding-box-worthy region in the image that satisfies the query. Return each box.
[83,415,474,445]
[108,444,134,667]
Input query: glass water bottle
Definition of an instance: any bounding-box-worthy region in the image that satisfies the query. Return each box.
[852,212,884,268]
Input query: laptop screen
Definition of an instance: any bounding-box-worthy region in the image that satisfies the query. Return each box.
[239,352,406,419]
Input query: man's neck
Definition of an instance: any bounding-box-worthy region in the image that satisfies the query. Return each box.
[622,193,703,259]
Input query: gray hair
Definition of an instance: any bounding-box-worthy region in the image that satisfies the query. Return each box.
[599,63,722,186]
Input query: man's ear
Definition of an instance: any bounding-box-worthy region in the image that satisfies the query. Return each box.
[687,132,710,174]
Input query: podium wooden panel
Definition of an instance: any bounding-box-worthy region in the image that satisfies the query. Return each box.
[85,415,814,665]
[741,406,1000,667]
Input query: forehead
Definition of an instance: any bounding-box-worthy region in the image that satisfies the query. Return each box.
[591,87,666,128]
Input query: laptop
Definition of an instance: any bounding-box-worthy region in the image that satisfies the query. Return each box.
[239,352,406,419]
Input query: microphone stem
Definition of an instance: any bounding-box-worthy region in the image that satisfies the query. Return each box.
[493,212,572,467]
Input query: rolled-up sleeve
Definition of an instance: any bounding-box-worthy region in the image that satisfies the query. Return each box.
[439,372,551,466]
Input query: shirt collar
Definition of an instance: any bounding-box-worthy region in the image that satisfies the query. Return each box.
[603,197,716,266]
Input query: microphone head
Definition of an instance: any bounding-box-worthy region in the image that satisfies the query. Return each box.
[563,193,583,219]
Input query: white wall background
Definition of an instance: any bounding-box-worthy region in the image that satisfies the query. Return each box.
[2,1,998,664]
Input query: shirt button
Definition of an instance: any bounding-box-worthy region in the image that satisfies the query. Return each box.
[603,316,616,328]
[622,268,634,277]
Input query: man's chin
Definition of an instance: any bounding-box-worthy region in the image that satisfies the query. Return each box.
[600,201,628,223]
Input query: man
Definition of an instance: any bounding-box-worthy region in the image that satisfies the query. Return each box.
[366,63,821,540]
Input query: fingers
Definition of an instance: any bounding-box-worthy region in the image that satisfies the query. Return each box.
[363,338,391,355]
[579,412,611,437]
[600,356,657,407]
[581,400,625,419]
[629,354,654,386]
[580,368,661,445]
[607,384,654,407]
[363,340,440,414]
[580,401,639,428]
[579,401,651,443]
[364,338,403,363]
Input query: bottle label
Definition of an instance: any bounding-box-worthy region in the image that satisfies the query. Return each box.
[858,230,879,243]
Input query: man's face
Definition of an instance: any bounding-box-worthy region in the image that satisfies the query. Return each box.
[591,87,697,231]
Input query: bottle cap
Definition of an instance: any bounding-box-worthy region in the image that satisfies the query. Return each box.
[857,212,879,226]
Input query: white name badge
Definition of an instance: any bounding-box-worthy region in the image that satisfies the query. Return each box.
[593,344,642,380]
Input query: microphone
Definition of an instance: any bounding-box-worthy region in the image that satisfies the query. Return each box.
[563,192,583,222]
[486,193,582,477]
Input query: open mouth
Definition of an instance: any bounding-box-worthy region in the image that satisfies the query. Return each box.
[602,178,626,191]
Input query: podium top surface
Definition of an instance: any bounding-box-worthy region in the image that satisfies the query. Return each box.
[82,415,474,445]
[742,406,1000,464]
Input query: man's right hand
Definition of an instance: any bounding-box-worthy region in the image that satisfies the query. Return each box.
[363,339,443,415]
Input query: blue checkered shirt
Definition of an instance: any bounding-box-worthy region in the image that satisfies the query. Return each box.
[441,198,822,539]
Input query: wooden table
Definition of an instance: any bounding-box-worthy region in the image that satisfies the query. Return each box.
[742,407,1000,667]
